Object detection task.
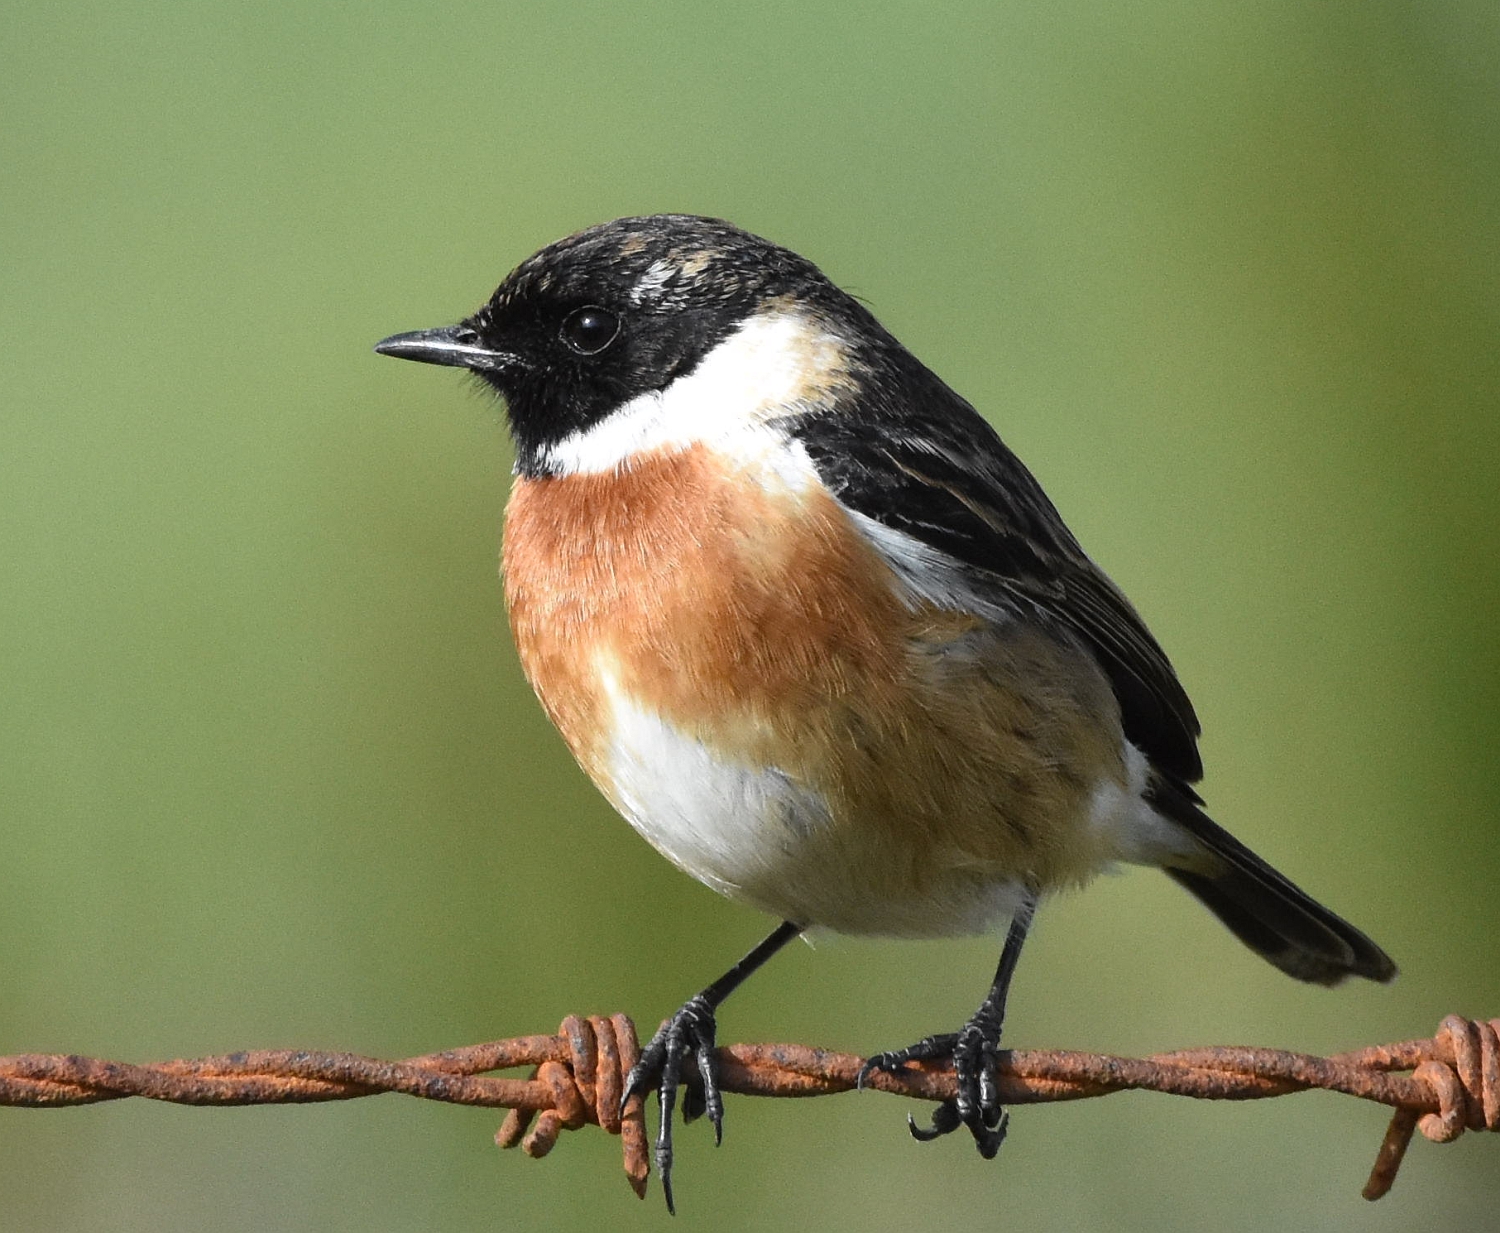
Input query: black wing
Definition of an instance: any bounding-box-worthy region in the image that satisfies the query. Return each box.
[791,376,1204,785]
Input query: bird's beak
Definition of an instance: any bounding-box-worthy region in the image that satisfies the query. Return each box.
[373,325,521,374]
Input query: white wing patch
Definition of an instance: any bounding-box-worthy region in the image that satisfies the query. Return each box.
[844,508,1016,621]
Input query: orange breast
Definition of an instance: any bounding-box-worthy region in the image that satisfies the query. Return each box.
[503,446,909,771]
[501,443,1126,936]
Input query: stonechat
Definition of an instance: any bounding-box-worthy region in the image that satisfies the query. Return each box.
[376,214,1395,1210]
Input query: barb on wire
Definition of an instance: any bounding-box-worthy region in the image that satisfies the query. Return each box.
[1,1013,1493,1202]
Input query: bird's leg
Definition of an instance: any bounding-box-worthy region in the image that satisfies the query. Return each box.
[858,896,1035,1159]
[622,919,801,1213]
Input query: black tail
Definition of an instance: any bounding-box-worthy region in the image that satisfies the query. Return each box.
[1150,779,1397,986]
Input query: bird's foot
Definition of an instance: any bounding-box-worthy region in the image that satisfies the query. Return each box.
[858,1006,1009,1158]
[620,993,722,1214]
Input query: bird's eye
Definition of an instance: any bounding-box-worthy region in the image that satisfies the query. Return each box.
[560,306,620,356]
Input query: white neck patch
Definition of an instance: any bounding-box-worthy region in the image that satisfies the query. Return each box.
[537,308,852,485]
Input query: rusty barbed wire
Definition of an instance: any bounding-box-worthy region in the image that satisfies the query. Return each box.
[1,1013,1493,1202]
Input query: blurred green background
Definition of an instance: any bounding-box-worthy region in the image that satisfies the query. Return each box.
[3,2,1497,1229]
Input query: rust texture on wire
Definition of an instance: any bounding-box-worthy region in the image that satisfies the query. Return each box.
[1,1013,1493,1202]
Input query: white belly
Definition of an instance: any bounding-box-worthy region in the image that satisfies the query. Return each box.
[600,677,830,899]
[596,667,1032,937]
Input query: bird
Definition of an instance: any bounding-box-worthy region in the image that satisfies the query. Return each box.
[374,213,1396,1210]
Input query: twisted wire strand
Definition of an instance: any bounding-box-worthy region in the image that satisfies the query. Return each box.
[1,1013,1492,1201]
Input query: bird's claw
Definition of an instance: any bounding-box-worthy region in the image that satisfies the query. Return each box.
[620,993,722,1213]
[856,1031,959,1091]
[861,1011,1011,1158]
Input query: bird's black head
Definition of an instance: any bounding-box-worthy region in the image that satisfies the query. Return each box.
[376,215,851,474]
